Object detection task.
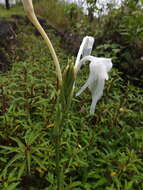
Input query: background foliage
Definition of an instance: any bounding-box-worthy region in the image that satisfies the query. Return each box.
[0,0,143,189]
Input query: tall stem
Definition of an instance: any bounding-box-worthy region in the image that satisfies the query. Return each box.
[22,0,62,87]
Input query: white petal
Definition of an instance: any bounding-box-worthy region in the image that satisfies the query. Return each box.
[90,77,105,114]
[75,37,94,69]
[82,37,95,57]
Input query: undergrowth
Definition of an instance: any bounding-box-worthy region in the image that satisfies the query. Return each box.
[0,17,143,190]
[0,4,24,18]
[34,0,85,32]
[34,0,70,31]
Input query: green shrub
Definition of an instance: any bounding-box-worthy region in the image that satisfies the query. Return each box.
[93,2,143,85]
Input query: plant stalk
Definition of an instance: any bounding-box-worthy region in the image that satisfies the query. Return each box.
[22,0,63,87]
[53,102,64,190]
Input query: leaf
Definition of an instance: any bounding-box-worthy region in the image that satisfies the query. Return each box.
[17,161,26,179]
[8,168,17,180]
[10,137,25,151]
[0,146,20,154]
[26,132,40,145]
[0,157,7,162]
[32,155,45,169]
[47,172,54,184]
[2,154,23,178]
[93,178,107,188]
[4,182,19,190]
[66,181,82,189]
[125,180,133,189]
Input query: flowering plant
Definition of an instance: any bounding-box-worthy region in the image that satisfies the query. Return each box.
[22,0,112,189]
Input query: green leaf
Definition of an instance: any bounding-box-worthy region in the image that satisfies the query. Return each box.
[10,137,25,151]
[67,181,82,189]
[8,168,17,180]
[17,161,26,179]
[0,146,20,153]
[3,154,23,178]
[25,131,40,145]
[32,155,45,169]
[0,157,7,162]
[93,178,107,188]
[4,182,19,190]
[47,172,54,184]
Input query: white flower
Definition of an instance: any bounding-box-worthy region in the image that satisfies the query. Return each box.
[75,37,112,114]
[76,56,112,114]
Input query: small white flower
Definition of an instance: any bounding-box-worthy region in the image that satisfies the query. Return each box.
[76,56,112,114]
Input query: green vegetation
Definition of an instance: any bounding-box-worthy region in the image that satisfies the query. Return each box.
[0,4,24,18]
[0,0,143,189]
[34,0,83,32]
[34,0,143,85]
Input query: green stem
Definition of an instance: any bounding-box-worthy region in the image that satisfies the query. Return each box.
[53,102,64,190]
[55,127,61,190]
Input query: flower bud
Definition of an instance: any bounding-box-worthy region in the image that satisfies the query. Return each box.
[61,60,75,109]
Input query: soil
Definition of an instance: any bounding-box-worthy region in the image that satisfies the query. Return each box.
[0,15,82,72]
[0,18,16,72]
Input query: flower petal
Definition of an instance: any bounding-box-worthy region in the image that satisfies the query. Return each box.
[75,36,94,71]
[76,56,112,114]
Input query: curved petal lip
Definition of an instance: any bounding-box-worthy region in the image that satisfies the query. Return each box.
[76,55,112,114]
